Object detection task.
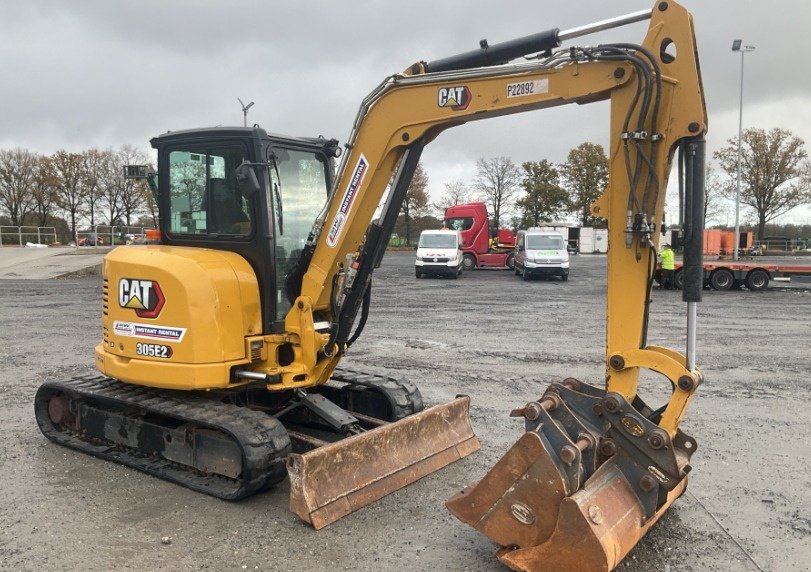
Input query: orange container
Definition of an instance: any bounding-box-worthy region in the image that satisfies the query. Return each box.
[703,229,721,255]
[719,230,734,254]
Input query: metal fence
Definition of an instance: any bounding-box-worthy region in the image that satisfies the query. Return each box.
[0,225,148,248]
[754,238,808,252]
[74,226,148,249]
[0,226,57,247]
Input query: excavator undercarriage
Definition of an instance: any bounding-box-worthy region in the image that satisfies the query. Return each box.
[36,368,477,527]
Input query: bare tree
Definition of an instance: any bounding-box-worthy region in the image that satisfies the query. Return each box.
[83,149,106,228]
[401,162,429,245]
[0,148,37,226]
[474,157,520,229]
[31,155,60,226]
[432,180,470,215]
[703,164,728,225]
[142,184,159,228]
[559,142,608,227]
[52,150,88,238]
[113,145,151,226]
[95,145,150,226]
[98,149,126,226]
[714,127,810,239]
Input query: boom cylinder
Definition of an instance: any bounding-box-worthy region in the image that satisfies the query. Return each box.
[423,8,652,73]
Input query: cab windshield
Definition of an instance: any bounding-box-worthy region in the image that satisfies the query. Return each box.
[526,235,564,250]
[419,233,457,248]
[268,148,330,320]
[167,147,252,236]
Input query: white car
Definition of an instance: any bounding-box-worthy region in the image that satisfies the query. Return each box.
[415,230,463,279]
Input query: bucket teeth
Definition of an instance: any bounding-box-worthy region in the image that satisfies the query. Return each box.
[288,396,479,529]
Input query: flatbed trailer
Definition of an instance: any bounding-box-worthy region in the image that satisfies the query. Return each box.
[655,260,808,291]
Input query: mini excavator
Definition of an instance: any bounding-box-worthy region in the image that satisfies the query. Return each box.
[36,2,706,569]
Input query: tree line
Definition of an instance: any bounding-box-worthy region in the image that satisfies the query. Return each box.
[2,126,808,246]
[399,127,811,244]
[399,142,610,245]
[0,146,154,242]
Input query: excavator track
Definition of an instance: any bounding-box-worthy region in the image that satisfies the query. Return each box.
[35,375,291,500]
[34,367,426,501]
[322,367,424,421]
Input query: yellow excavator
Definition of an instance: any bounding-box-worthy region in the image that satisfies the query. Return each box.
[35,1,706,569]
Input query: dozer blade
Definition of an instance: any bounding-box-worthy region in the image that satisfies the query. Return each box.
[288,396,479,529]
[447,380,696,572]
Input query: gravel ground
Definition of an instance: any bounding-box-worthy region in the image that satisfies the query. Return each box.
[1,252,809,571]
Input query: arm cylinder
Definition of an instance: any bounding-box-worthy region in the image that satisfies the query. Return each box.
[681,136,705,304]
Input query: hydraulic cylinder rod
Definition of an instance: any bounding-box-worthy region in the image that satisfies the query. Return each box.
[424,8,652,73]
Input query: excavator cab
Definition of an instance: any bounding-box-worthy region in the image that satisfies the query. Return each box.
[151,127,340,334]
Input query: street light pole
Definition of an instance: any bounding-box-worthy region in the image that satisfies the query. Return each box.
[238,98,255,127]
[731,40,754,261]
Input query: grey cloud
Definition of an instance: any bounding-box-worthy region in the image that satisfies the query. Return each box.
[1,0,808,213]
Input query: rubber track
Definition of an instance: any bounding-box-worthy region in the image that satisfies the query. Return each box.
[329,367,424,420]
[35,375,291,500]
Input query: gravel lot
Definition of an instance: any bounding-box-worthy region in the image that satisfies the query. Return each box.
[1,251,809,571]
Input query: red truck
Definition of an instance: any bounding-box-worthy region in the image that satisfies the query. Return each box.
[444,202,516,270]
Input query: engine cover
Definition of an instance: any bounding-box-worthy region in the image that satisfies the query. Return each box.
[95,245,261,389]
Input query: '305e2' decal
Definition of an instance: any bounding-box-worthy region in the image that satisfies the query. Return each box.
[135,343,172,358]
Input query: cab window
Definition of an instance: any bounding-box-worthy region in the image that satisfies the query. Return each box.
[418,233,457,248]
[446,217,473,231]
[526,235,564,250]
[168,148,253,236]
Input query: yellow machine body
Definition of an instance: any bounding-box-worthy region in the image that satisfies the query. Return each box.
[97,245,261,389]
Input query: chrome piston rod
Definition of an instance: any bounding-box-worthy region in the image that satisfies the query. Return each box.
[686,301,697,372]
[558,8,652,43]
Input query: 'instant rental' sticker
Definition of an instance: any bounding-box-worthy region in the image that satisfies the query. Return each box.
[327,154,368,247]
[113,321,187,343]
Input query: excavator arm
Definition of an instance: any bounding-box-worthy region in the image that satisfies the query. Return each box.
[289,0,705,412]
[284,2,706,568]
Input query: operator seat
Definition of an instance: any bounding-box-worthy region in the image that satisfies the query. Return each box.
[209,178,250,234]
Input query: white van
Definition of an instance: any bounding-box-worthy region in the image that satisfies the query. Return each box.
[514,229,570,281]
[415,229,463,279]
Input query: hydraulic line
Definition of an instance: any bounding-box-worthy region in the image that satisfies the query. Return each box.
[346,282,372,348]
[611,43,664,211]
[582,46,655,219]
[640,242,658,348]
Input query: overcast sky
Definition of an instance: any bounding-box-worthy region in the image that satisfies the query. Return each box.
[2,0,809,224]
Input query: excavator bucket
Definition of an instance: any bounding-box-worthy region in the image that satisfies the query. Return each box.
[447,380,696,572]
[288,396,479,529]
